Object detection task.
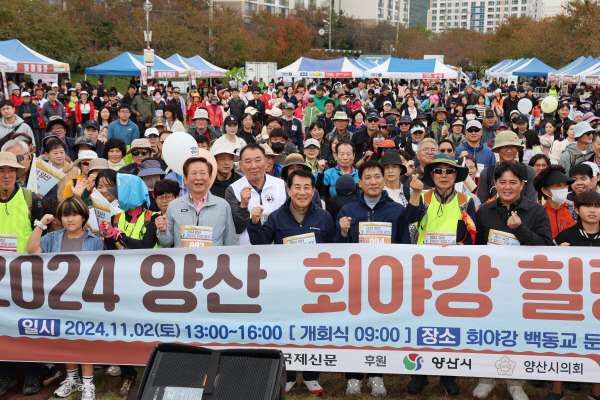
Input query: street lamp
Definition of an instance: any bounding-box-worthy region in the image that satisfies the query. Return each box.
[322,19,331,50]
[143,0,153,77]
[201,0,214,53]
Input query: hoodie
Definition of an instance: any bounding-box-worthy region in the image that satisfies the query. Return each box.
[0,115,36,147]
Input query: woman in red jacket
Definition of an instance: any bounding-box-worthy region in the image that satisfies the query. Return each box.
[187,93,202,124]
[74,91,95,136]
[205,96,224,134]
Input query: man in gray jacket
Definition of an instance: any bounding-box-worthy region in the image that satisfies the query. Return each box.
[155,156,236,247]
[0,100,35,148]
[41,90,66,124]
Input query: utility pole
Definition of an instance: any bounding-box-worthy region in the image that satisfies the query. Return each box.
[143,0,153,77]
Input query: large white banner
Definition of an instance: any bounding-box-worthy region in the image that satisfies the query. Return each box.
[0,244,598,381]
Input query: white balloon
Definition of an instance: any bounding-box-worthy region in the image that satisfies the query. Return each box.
[518,98,533,114]
[162,132,199,177]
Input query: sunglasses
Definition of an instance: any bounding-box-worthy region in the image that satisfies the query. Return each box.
[432,168,457,175]
[132,150,150,156]
[400,122,411,126]
[467,128,481,133]
[81,160,91,166]
[15,154,29,162]
[439,149,454,154]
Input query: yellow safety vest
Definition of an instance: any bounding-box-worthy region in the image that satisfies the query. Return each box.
[115,209,157,249]
[416,190,469,245]
[0,187,33,253]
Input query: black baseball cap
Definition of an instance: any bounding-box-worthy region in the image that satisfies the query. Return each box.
[224,115,238,126]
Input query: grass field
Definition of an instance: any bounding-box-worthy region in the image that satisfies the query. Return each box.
[5,366,591,399]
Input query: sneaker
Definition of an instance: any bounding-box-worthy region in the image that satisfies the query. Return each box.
[541,392,564,400]
[407,375,428,395]
[440,376,460,396]
[367,376,387,397]
[54,378,82,398]
[346,378,361,396]
[42,366,63,386]
[566,382,581,391]
[507,384,529,400]
[81,384,96,400]
[285,380,297,395]
[0,376,17,396]
[473,380,495,399]
[106,365,122,377]
[22,375,41,395]
[304,380,324,397]
[118,375,135,397]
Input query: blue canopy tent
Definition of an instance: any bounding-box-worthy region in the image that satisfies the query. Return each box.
[485,59,515,76]
[548,56,588,82]
[511,58,556,77]
[558,57,600,84]
[276,57,365,78]
[166,54,227,78]
[85,52,188,79]
[364,58,458,79]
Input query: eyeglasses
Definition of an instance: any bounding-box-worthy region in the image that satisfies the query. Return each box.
[80,160,91,166]
[119,110,131,114]
[432,168,457,175]
[132,150,150,156]
[156,193,175,202]
[367,118,379,123]
[420,148,437,154]
[467,128,481,133]
[439,148,454,154]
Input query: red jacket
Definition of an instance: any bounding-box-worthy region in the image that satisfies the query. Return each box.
[74,100,95,124]
[544,202,576,240]
[206,104,224,128]
[188,102,203,125]
[9,95,22,107]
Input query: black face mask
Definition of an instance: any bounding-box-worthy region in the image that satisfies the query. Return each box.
[141,91,147,96]
[511,118,517,123]
[271,142,285,153]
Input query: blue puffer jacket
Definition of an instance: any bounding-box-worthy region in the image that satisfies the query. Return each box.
[455,141,497,169]
[247,198,335,244]
[334,190,410,244]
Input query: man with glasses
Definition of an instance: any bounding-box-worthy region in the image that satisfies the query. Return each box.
[559,121,595,174]
[248,87,266,125]
[456,120,496,169]
[107,105,140,147]
[352,110,380,163]
[1,139,32,187]
[408,138,438,190]
[118,138,153,175]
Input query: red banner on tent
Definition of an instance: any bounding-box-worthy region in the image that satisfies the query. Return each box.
[18,63,54,74]
[324,72,353,78]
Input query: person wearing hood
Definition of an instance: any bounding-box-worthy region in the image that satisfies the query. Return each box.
[533,165,576,239]
[101,173,158,250]
[456,120,496,169]
[559,121,595,174]
[0,100,36,149]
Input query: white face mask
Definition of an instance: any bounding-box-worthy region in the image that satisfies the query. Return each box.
[466,113,477,121]
[155,94,162,101]
[550,187,569,205]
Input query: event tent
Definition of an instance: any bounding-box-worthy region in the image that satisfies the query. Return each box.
[548,56,588,82]
[484,59,515,76]
[85,52,188,79]
[486,58,530,78]
[0,39,70,74]
[557,57,600,84]
[364,58,458,79]
[276,57,365,78]
[166,54,227,78]
[510,58,555,77]
[576,58,600,86]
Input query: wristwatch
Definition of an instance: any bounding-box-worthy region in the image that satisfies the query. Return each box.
[34,220,47,230]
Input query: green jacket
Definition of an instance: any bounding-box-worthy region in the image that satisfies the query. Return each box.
[313,95,330,113]
[131,95,155,120]
[302,105,320,127]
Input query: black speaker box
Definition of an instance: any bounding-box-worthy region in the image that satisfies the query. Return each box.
[136,343,285,400]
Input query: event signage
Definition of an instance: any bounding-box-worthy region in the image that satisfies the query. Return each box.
[18,63,54,73]
[0,244,598,381]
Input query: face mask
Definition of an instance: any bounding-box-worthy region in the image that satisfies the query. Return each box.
[341,100,347,106]
[466,113,476,121]
[141,91,147,96]
[511,118,517,123]
[550,188,569,205]
[155,94,161,100]
[271,142,285,153]
[584,103,591,109]
[453,95,459,99]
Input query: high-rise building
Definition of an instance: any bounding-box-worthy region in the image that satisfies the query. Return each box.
[215,0,410,26]
[426,0,531,33]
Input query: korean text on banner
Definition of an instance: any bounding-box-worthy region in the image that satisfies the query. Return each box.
[0,244,599,382]
[26,157,66,198]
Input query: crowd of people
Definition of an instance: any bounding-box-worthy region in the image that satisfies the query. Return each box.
[1,74,600,400]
